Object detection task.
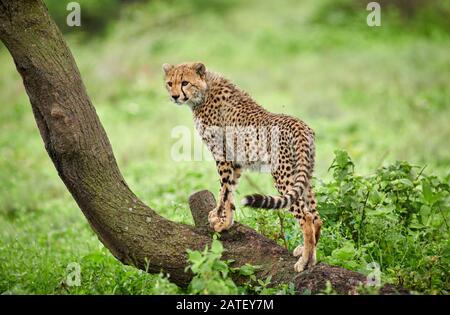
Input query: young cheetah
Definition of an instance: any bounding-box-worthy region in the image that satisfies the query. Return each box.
[163,62,322,272]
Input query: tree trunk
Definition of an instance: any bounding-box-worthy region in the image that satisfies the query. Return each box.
[0,0,406,294]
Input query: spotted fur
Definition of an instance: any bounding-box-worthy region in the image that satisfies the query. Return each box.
[163,62,323,272]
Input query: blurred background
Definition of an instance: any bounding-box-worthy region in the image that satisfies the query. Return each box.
[0,0,448,294]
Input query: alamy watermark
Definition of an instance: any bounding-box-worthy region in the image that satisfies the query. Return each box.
[64,262,81,287]
[66,2,81,27]
[367,2,381,27]
[366,262,381,287]
[65,2,380,28]
[171,125,281,172]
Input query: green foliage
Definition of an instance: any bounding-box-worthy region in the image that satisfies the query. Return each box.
[185,236,238,295]
[315,150,449,294]
[319,281,338,295]
[234,263,295,295]
[67,249,180,294]
[248,277,296,295]
[327,241,367,271]
[184,236,295,295]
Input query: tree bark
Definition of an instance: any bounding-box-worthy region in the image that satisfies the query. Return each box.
[0,0,406,294]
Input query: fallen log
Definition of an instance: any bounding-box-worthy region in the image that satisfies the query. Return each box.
[189,190,407,294]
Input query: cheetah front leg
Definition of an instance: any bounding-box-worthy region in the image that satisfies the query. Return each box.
[208,162,241,232]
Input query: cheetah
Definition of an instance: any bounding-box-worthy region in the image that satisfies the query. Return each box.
[163,62,322,272]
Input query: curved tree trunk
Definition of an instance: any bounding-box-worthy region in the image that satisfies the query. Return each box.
[0,0,406,294]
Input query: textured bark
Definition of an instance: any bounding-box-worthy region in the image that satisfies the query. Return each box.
[0,0,407,294]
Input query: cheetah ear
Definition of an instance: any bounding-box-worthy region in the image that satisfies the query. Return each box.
[193,62,206,76]
[162,63,173,74]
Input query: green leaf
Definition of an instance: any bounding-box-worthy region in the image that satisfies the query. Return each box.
[398,178,413,188]
[239,263,257,276]
[188,251,203,264]
[422,180,434,205]
[211,239,224,255]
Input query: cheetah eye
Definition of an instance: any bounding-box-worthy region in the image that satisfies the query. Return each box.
[167,81,172,87]
[181,81,189,86]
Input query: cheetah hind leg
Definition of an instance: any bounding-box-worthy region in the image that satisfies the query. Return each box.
[294,212,317,272]
[293,218,323,258]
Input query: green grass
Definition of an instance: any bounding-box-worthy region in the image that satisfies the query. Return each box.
[0,0,449,294]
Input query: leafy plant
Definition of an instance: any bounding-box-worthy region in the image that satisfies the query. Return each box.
[185,235,296,295]
[185,235,239,295]
[315,150,449,294]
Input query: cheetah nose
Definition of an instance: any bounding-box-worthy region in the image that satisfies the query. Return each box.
[172,95,180,101]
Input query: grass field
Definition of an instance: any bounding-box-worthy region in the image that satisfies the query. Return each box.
[0,0,449,294]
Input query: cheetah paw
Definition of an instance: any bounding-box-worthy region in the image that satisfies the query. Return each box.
[293,254,317,273]
[293,245,303,257]
[294,258,307,272]
[208,209,221,231]
[208,208,232,232]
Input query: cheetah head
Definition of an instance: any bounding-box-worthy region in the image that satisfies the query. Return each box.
[162,62,208,107]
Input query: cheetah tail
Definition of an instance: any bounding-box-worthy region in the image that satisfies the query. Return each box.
[240,133,313,210]
[240,175,308,210]
[241,193,288,209]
